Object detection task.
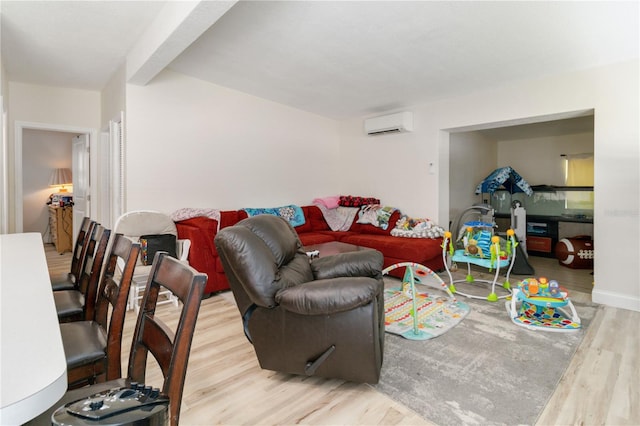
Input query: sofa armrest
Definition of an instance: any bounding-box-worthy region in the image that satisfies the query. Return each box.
[275,277,381,315]
[175,217,218,264]
[311,250,383,281]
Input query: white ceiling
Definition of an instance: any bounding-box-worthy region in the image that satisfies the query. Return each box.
[1,1,638,120]
[0,1,167,90]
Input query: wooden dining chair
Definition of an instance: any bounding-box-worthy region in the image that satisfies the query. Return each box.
[28,253,207,426]
[54,225,110,323]
[61,233,140,389]
[50,217,95,291]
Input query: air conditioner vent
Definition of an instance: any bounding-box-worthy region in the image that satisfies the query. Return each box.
[367,128,402,136]
[364,112,413,136]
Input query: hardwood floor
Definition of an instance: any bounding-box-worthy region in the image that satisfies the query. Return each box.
[45,244,638,425]
[525,255,594,295]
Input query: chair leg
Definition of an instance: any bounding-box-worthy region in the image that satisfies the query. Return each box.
[127,285,136,311]
[134,286,141,315]
[132,280,145,314]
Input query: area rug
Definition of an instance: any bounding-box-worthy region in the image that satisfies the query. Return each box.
[374,290,598,426]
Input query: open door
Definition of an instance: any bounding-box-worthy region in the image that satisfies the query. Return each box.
[72,134,90,242]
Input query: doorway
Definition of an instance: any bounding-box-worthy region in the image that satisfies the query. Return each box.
[445,111,595,294]
[14,121,97,239]
[21,129,78,241]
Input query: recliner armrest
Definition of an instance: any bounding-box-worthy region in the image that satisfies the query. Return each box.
[275,277,381,315]
[311,250,383,281]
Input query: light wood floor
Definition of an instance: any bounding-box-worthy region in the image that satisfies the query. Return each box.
[46,245,638,425]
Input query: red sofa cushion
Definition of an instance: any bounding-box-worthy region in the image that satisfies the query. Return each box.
[298,232,337,246]
[340,233,443,265]
[219,210,247,228]
[305,205,331,231]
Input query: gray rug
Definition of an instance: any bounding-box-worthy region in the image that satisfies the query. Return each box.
[374,291,598,426]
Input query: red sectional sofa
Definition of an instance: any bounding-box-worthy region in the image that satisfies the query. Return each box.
[176,205,444,296]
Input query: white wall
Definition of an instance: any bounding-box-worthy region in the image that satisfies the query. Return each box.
[0,58,6,109]
[125,69,341,213]
[449,131,496,222]
[101,63,126,129]
[339,111,447,220]
[339,59,639,311]
[22,129,74,237]
[8,82,101,128]
[498,133,594,186]
[7,82,101,232]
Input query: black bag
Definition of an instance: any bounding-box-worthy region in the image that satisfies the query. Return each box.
[139,234,177,265]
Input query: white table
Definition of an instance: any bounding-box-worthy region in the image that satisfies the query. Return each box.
[0,233,67,424]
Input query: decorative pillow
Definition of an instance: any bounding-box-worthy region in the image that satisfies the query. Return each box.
[391,216,446,238]
[312,196,340,209]
[356,205,398,230]
[338,195,380,207]
[356,205,381,226]
[242,205,306,227]
[376,206,397,230]
[139,234,177,266]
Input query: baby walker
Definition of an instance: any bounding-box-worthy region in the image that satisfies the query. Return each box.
[442,223,518,302]
[508,277,581,332]
[382,262,470,340]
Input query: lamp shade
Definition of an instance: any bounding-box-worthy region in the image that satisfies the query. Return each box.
[49,168,72,189]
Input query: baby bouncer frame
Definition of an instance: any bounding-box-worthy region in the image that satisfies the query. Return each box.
[442,226,518,302]
[382,262,470,340]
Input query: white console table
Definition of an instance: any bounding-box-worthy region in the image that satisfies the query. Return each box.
[0,233,67,424]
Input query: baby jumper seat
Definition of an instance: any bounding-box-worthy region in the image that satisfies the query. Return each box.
[442,222,518,302]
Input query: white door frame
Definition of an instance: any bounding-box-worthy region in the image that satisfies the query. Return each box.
[109,112,125,227]
[0,96,7,234]
[14,121,98,233]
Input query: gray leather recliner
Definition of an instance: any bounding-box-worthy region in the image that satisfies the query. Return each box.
[214,214,385,384]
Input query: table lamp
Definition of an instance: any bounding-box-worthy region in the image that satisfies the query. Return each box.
[49,168,72,193]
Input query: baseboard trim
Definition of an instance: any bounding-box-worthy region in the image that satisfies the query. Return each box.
[592,288,640,312]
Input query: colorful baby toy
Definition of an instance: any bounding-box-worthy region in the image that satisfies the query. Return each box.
[507,277,581,332]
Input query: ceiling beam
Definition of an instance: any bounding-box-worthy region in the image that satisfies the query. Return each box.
[126,0,237,86]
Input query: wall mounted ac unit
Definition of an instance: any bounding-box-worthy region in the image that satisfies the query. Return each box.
[364,112,413,135]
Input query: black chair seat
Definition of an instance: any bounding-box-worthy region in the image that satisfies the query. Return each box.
[54,290,84,319]
[50,218,95,293]
[51,273,76,291]
[60,321,107,369]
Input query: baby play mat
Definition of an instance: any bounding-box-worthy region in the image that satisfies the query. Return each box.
[383,263,470,340]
